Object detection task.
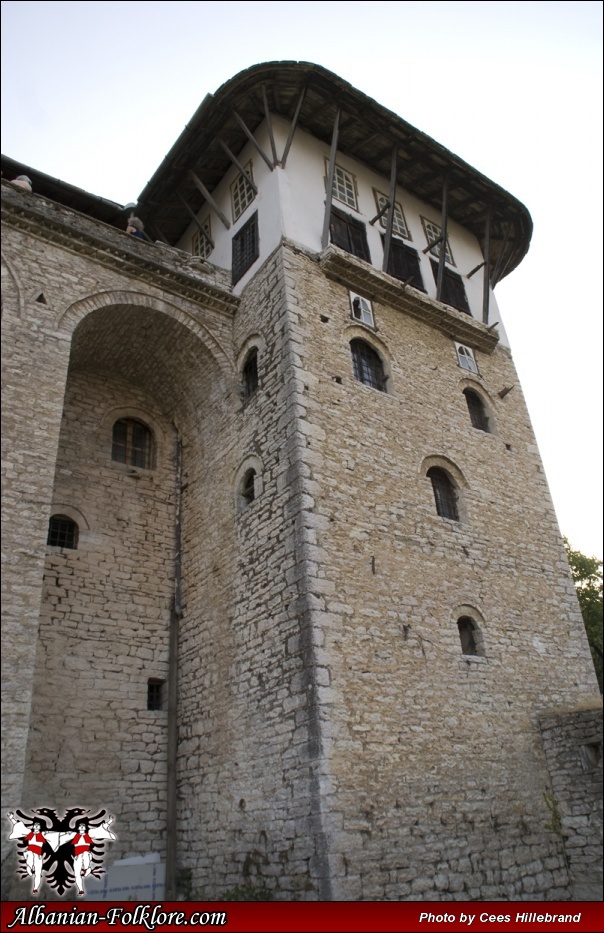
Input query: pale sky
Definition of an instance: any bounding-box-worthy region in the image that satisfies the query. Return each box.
[2,0,602,558]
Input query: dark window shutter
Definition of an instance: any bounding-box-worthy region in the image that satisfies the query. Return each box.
[330,207,370,261]
[431,260,471,315]
[386,238,425,290]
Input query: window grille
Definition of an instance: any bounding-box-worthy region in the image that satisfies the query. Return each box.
[350,339,387,392]
[374,191,410,239]
[464,389,490,432]
[427,467,459,521]
[431,260,471,315]
[242,349,259,399]
[330,207,370,261]
[232,212,259,284]
[112,419,154,469]
[332,165,358,210]
[231,164,255,221]
[47,515,78,549]
[147,680,164,711]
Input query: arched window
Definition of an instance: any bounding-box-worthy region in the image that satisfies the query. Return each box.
[242,348,259,399]
[457,616,484,656]
[350,339,387,392]
[464,389,490,432]
[241,468,256,505]
[427,467,459,521]
[112,419,154,469]
[47,514,78,549]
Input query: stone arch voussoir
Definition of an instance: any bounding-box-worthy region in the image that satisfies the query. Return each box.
[56,289,234,378]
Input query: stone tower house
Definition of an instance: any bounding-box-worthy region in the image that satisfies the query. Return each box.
[2,62,601,901]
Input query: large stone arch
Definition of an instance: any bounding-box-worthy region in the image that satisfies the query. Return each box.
[56,289,234,380]
[17,288,242,880]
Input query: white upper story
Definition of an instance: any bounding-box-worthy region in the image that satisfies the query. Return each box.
[173,115,512,345]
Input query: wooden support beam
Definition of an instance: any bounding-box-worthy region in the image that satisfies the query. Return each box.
[148,223,169,245]
[466,260,486,279]
[218,141,258,194]
[369,201,390,226]
[491,221,511,287]
[423,234,445,254]
[233,111,274,171]
[262,85,279,167]
[281,88,306,167]
[188,170,231,230]
[482,208,491,324]
[321,108,341,250]
[436,174,449,303]
[382,146,398,274]
[177,193,215,248]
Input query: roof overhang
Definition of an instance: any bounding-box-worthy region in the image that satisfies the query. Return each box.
[137,61,532,282]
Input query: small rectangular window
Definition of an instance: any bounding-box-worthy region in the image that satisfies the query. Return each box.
[231,163,255,221]
[232,211,259,284]
[329,163,358,210]
[192,217,212,259]
[374,190,410,240]
[349,292,375,327]
[421,216,454,265]
[147,679,165,711]
[455,342,478,374]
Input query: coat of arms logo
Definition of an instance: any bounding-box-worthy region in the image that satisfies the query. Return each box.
[7,808,116,897]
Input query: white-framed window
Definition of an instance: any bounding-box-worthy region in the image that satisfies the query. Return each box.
[421,216,454,265]
[349,291,375,328]
[329,163,358,210]
[374,190,410,240]
[192,217,212,259]
[454,343,478,374]
[231,162,255,221]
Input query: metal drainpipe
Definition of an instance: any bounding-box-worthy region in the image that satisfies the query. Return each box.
[166,437,184,898]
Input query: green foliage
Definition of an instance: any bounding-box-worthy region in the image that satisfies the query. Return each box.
[564,538,603,692]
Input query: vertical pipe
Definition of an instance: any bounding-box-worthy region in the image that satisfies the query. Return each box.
[165,437,183,898]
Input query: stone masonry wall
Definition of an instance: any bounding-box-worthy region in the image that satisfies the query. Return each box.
[176,246,330,899]
[3,182,601,903]
[1,190,239,891]
[22,370,178,855]
[539,707,603,901]
[278,243,601,900]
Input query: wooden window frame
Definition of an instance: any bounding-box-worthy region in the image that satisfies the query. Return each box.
[374,190,411,240]
[231,162,255,221]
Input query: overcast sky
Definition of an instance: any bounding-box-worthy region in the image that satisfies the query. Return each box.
[2,0,602,558]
